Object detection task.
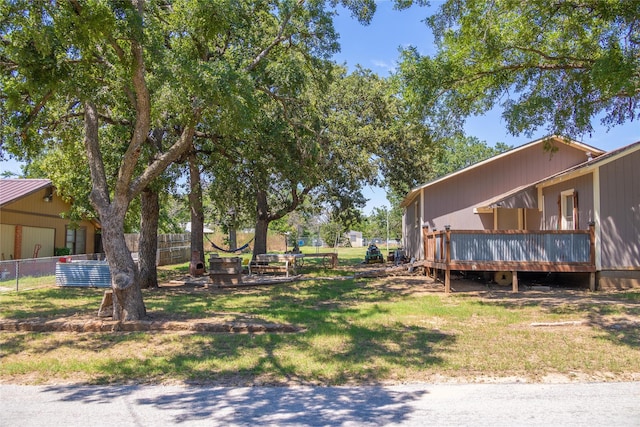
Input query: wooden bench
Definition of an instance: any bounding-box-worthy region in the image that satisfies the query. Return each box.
[250,254,304,277]
[209,256,242,285]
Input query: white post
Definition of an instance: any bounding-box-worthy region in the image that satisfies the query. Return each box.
[386,206,389,259]
[15,260,19,292]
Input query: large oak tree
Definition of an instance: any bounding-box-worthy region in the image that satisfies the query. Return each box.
[1,0,378,320]
[397,0,640,141]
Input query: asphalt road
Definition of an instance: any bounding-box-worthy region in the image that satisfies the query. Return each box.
[1,382,639,426]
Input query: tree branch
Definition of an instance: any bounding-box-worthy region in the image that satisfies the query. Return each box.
[245,0,304,72]
[83,101,111,210]
[507,45,595,66]
[268,185,311,222]
[129,109,202,197]
[116,3,152,200]
[20,90,54,141]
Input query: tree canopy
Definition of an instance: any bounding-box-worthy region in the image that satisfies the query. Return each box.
[397,0,640,139]
[0,0,380,320]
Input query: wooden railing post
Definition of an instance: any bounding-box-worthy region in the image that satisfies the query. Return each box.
[588,221,597,291]
[432,229,437,263]
[445,226,451,294]
[423,226,428,261]
[422,226,431,277]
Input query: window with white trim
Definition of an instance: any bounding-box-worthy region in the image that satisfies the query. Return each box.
[560,189,577,230]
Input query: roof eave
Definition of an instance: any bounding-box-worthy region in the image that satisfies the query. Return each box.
[400,135,605,206]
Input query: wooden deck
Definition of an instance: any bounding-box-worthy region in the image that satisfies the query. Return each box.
[423,225,596,293]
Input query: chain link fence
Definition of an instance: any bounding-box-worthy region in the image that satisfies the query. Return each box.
[0,254,106,292]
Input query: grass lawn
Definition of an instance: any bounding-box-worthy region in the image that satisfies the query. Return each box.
[1,246,639,385]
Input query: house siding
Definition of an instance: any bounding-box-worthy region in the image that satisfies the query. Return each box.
[541,173,594,231]
[424,142,591,232]
[403,196,423,259]
[403,139,595,260]
[500,188,538,209]
[0,187,97,259]
[599,149,640,270]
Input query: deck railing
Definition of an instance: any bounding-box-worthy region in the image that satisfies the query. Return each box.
[422,224,596,292]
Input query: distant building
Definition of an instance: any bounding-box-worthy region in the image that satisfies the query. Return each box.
[184,222,215,233]
[347,230,363,247]
[0,179,101,259]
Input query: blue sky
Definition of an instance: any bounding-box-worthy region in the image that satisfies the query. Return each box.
[333,0,639,214]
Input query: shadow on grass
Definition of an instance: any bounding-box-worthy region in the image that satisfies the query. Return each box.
[0,334,32,358]
[87,280,454,385]
[0,288,104,319]
[471,290,640,349]
[42,383,429,426]
[84,317,454,386]
[3,275,456,385]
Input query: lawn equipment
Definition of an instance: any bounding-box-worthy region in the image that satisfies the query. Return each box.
[364,243,384,264]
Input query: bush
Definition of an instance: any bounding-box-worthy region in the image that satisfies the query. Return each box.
[54,247,71,256]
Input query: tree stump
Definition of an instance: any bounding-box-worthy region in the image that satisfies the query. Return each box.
[97,290,114,318]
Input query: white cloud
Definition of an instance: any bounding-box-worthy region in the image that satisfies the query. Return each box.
[371,59,396,73]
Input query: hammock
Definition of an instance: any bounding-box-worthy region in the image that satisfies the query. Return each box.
[206,234,254,254]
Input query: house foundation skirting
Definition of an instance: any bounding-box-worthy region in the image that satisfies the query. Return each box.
[597,270,640,290]
[425,262,596,293]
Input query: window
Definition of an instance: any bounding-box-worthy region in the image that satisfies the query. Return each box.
[560,190,577,230]
[414,201,420,229]
[66,226,86,254]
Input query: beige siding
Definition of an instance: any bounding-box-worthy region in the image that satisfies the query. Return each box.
[599,149,640,269]
[21,226,55,258]
[1,224,15,260]
[0,188,98,258]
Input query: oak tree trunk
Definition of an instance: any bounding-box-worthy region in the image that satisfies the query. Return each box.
[228,226,237,251]
[253,190,270,256]
[254,218,269,256]
[139,187,159,289]
[188,152,205,264]
[101,213,146,321]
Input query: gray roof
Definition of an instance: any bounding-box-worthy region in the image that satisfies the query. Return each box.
[0,179,52,207]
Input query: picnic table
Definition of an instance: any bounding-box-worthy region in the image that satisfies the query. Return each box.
[250,253,304,277]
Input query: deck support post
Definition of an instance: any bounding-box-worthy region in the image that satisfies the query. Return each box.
[444,226,451,293]
[588,222,597,292]
[512,271,518,293]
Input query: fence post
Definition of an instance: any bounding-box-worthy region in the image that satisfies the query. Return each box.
[422,226,430,277]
